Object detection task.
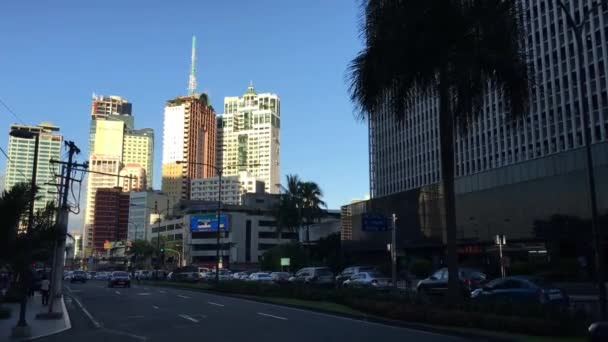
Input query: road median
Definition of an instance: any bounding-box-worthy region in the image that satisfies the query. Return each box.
[142,280,587,341]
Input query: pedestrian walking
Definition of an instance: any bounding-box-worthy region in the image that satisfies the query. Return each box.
[40,276,50,305]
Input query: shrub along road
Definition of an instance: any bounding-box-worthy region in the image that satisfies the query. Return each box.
[38,281,465,342]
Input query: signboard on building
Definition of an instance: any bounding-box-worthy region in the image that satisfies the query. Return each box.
[190,214,229,232]
[361,213,389,232]
[280,258,290,266]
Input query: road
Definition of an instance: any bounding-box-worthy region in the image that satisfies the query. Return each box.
[39,281,468,342]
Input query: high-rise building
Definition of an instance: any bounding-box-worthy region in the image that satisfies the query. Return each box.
[217,84,280,194]
[161,93,216,201]
[119,163,146,192]
[92,187,129,253]
[123,128,154,186]
[127,191,171,241]
[3,122,62,211]
[83,95,154,253]
[190,171,265,205]
[345,0,608,257]
[370,0,608,199]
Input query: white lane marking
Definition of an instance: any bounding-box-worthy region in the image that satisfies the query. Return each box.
[152,305,159,309]
[159,290,167,294]
[114,291,121,295]
[202,293,452,338]
[208,302,225,307]
[257,312,288,320]
[137,292,152,296]
[177,294,190,299]
[69,294,101,328]
[178,314,199,323]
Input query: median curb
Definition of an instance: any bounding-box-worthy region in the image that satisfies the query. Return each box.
[143,282,516,341]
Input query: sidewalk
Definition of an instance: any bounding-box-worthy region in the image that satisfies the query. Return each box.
[0,293,71,340]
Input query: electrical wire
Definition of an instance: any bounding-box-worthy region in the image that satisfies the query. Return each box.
[0,97,26,125]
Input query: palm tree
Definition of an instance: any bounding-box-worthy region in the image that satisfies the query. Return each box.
[348,0,529,299]
[299,181,327,244]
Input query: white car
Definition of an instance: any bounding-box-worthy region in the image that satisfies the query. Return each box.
[94,272,110,280]
[63,271,73,280]
[248,272,274,283]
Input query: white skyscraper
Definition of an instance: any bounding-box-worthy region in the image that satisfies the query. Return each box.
[217,84,280,194]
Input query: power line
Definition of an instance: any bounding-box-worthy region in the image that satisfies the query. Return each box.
[0,97,26,125]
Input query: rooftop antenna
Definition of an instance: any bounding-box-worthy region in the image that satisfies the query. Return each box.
[188,35,197,95]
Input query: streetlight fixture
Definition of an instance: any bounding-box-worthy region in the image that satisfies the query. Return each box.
[557,0,607,319]
[9,129,39,337]
[176,160,254,282]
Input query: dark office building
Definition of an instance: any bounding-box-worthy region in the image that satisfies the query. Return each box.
[93,187,130,253]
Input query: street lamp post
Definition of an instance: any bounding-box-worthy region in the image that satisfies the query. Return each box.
[557,0,607,319]
[10,129,39,336]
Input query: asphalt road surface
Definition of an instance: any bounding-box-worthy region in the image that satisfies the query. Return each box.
[39,281,468,342]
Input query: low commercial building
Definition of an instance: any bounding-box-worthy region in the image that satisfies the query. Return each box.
[127,191,172,241]
[153,194,297,267]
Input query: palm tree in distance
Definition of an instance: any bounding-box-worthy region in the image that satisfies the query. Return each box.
[273,174,326,245]
[300,181,327,245]
[348,0,529,299]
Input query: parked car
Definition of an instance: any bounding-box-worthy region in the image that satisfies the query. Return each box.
[471,276,569,306]
[204,269,233,281]
[248,272,274,283]
[172,271,200,283]
[416,267,486,295]
[108,271,131,288]
[86,271,96,280]
[290,267,335,286]
[270,272,291,284]
[232,271,250,280]
[63,271,73,280]
[343,272,391,288]
[336,266,376,286]
[135,270,150,280]
[94,272,110,280]
[70,270,87,283]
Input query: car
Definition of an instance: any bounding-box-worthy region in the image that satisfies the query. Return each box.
[336,266,377,286]
[248,272,274,283]
[173,271,200,283]
[135,270,150,280]
[471,276,569,306]
[343,271,391,288]
[108,271,131,288]
[86,271,96,280]
[94,272,110,280]
[70,270,87,283]
[270,272,291,284]
[231,271,250,280]
[290,267,335,286]
[203,269,232,281]
[416,267,486,296]
[63,271,73,280]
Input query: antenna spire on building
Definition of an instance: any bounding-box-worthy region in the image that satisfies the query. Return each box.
[188,35,197,95]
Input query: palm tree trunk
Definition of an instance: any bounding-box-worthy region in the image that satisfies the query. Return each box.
[438,70,460,301]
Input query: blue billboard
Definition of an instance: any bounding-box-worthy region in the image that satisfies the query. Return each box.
[190,214,229,232]
[361,213,389,232]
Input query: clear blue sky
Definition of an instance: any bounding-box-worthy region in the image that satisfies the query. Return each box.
[0,0,370,231]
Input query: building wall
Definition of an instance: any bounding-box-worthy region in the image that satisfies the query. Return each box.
[190,171,265,205]
[4,122,62,212]
[343,142,608,253]
[370,0,608,198]
[162,94,216,201]
[127,191,170,241]
[92,188,129,253]
[123,129,154,187]
[119,164,146,191]
[217,84,280,194]
[84,155,121,251]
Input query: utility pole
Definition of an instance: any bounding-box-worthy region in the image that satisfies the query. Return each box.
[496,234,506,278]
[48,141,84,315]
